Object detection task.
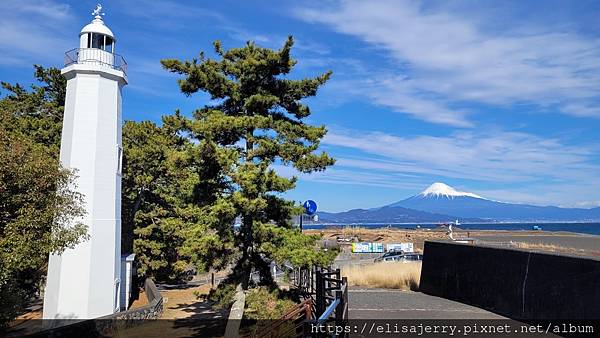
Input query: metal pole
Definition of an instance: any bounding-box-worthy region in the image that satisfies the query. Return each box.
[335,289,343,327]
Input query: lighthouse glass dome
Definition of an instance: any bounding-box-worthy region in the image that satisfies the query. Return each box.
[84,33,114,53]
[64,11,127,74]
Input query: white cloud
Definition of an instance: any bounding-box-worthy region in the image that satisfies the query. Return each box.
[323,128,599,183]
[295,0,600,124]
[477,186,600,209]
[359,75,473,127]
[311,127,600,205]
[0,0,75,66]
[272,163,424,190]
[568,200,600,208]
[1,0,70,20]
[273,124,600,206]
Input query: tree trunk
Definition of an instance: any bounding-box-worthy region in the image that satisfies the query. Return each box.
[240,213,253,289]
[240,129,255,290]
[131,188,145,217]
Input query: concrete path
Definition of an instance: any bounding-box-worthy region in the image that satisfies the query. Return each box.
[349,289,505,319]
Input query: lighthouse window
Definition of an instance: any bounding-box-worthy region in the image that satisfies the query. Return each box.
[86,33,91,48]
[104,36,114,53]
[91,33,104,49]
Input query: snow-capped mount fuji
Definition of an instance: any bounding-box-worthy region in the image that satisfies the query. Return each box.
[419,182,484,199]
[318,183,600,223]
[390,183,600,221]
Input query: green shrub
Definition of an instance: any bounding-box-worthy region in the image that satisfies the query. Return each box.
[244,287,296,320]
[208,283,236,310]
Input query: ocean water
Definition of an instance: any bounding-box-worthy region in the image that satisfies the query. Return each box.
[303,222,600,236]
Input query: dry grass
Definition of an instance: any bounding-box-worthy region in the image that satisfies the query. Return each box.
[339,226,369,237]
[511,242,566,251]
[342,262,421,290]
[510,241,600,257]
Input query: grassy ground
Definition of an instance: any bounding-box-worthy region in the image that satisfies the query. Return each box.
[342,262,421,290]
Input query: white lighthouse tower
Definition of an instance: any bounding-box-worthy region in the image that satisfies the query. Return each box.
[43,4,127,320]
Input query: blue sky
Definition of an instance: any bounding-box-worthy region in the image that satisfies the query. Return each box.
[1,0,600,212]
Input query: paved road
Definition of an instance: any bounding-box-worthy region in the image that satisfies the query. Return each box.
[349,289,505,319]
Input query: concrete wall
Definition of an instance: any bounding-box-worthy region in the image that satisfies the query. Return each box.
[419,241,600,319]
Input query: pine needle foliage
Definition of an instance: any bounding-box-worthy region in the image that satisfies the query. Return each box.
[0,66,86,326]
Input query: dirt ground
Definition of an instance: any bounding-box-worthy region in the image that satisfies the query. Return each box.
[14,308,42,320]
[103,282,228,338]
[307,226,600,257]
[131,283,219,319]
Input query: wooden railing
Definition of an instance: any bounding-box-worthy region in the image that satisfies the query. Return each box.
[313,268,348,338]
[245,298,314,338]
[290,264,317,298]
[315,268,343,316]
[288,266,349,338]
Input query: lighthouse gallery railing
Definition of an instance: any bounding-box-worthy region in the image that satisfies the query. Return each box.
[64,48,128,75]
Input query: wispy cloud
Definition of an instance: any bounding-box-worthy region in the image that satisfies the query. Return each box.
[312,127,600,206]
[2,0,71,20]
[295,0,600,125]
[324,128,600,183]
[569,200,600,208]
[329,74,474,127]
[273,163,425,191]
[477,186,600,209]
[0,0,73,66]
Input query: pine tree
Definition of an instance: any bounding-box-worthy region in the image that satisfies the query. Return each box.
[0,65,65,155]
[122,114,232,280]
[162,36,336,287]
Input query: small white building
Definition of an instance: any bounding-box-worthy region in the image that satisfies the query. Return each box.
[120,253,136,311]
[43,5,128,320]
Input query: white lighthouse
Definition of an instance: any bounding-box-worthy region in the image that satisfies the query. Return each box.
[43,4,127,320]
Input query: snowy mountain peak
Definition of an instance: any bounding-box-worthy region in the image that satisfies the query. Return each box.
[419,182,483,199]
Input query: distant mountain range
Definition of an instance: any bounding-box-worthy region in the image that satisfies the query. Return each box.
[318,205,482,224]
[319,182,600,223]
